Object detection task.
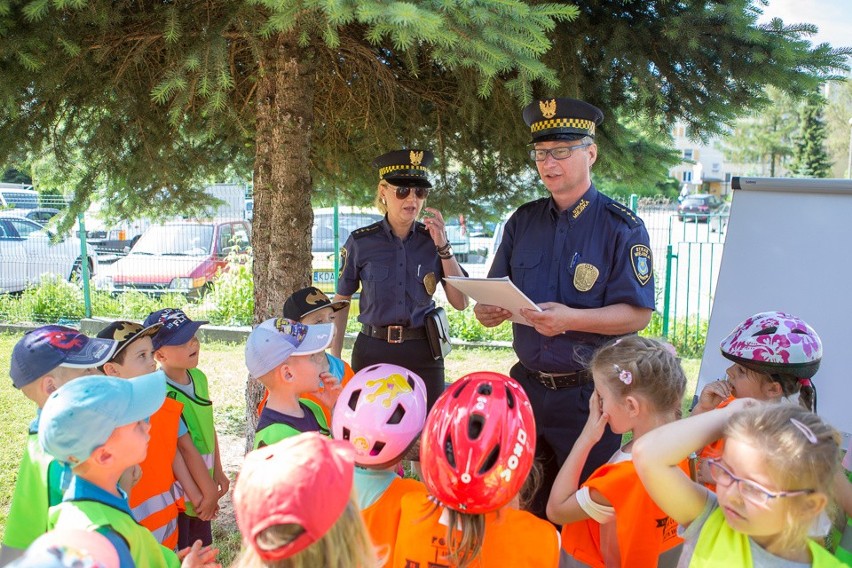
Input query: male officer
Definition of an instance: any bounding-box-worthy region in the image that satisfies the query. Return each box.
[474,97,655,519]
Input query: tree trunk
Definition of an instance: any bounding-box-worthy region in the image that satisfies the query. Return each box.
[245,31,317,452]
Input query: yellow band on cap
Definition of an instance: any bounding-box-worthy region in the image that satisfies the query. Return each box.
[379,164,427,177]
[530,118,596,135]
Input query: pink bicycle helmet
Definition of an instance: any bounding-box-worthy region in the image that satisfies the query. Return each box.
[420,372,536,514]
[332,363,427,468]
[720,311,822,379]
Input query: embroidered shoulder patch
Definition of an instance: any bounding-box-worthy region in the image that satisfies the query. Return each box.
[631,244,652,286]
[338,246,348,279]
[352,222,381,239]
[606,202,641,228]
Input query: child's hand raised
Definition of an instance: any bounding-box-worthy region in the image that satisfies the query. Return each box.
[313,371,343,409]
[692,379,732,415]
[579,390,609,444]
[178,540,220,568]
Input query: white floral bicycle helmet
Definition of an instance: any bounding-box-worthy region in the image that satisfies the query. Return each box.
[720,311,822,379]
[332,363,427,468]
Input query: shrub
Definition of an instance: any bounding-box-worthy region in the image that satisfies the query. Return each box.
[203,250,253,326]
[447,307,513,342]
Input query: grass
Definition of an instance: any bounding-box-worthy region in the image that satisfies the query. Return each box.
[0,332,699,565]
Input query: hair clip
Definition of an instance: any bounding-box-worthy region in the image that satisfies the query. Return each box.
[614,364,632,385]
[798,378,813,387]
[789,418,818,444]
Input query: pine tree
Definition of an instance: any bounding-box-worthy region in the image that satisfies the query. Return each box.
[790,93,833,178]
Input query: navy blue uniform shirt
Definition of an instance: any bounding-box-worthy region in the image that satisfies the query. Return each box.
[337,217,445,328]
[488,185,655,372]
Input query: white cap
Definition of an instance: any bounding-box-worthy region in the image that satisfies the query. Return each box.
[245,318,333,378]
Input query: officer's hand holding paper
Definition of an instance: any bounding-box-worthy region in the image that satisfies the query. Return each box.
[445,276,542,327]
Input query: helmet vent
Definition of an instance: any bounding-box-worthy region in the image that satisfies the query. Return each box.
[477,383,493,396]
[341,427,351,441]
[479,444,500,474]
[370,441,386,456]
[754,326,777,336]
[444,435,456,468]
[388,404,406,425]
[365,364,382,372]
[505,386,515,409]
[468,414,485,440]
[453,380,470,398]
[347,389,362,411]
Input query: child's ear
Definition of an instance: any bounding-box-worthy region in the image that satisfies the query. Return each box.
[798,492,829,520]
[42,374,59,395]
[153,350,166,363]
[624,395,641,417]
[762,379,784,399]
[90,445,112,467]
[103,361,120,377]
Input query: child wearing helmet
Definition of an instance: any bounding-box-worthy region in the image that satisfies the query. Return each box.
[692,311,823,416]
[547,336,688,567]
[392,372,564,567]
[332,363,428,566]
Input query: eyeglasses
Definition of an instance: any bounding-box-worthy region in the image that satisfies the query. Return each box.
[707,458,814,507]
[529,143,592,162]
[392,186,429,200]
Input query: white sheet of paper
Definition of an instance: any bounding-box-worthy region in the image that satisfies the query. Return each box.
[445,276,541,326]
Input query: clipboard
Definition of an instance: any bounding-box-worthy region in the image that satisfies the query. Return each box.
[445,276,541,326]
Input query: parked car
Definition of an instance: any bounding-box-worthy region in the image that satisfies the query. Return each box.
[444,214,471,260]
[677,194,725,222]
[22,208,61,224]
[0,215,98,293]
[311,207,383,291]
[98,219,250,296]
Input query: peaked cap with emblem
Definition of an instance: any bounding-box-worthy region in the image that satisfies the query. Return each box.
[373,149,434,188]
[522,97,604,143]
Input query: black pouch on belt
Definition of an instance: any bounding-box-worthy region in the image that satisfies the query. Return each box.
[424,307,452,360]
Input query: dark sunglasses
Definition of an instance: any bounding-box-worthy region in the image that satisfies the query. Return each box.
[393,186,429,199]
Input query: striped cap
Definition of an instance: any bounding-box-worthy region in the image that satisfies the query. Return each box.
[522,97,604,142]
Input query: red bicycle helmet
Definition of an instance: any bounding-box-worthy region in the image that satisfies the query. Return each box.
[332,363,427,468]
[720,311,822,379]
[420,372,536,514]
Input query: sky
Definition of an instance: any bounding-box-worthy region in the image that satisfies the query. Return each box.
[760,0,851,51]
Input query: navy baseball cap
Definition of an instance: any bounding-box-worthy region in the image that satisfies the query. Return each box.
[10,326,118,389]
[283,287,349,321]
[143,308,208,350]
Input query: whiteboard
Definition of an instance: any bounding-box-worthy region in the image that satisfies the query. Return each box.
[697,177,852,436]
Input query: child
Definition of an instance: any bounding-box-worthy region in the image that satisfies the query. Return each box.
[97,320,214,551]
[245,317,340,448]
[331,363,427,564]
[255,286,354,424]
[143,308,225,549]
[634,400,844,566]
[231,432,377,568]
[7,528,120,568]
[547,336,688,567]
[393,372,564,567]
[692,311,822,416]
[39,371,219,567]
[1,326,117,564]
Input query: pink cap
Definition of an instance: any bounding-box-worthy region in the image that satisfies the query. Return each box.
[233,432,355,561]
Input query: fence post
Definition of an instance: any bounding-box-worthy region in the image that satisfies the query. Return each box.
[662,243,674,337]
[629,194,638,212]
[76,213,93,319]
[332,197,340,289]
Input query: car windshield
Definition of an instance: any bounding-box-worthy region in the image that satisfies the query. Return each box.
[682,198,707,206]
[131,224,214,256]
[1,192,39,209]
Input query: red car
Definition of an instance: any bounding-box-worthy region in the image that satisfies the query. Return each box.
[98,219,250,296]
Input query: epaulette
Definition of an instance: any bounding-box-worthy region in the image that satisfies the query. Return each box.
[517,196,550,214]
[415,221,429,235]
[605,202,642,228]
[352,222,382,239]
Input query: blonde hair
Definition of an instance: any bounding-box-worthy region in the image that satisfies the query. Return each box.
[438,509,486,568]
[232,496,378,568]
[591,336,687,416]
[724,404,839,553]
[374,181,389,215]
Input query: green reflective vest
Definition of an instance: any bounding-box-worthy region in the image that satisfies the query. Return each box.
[254,399,329,449]
[50,498,179,568]
[166,368,215,517]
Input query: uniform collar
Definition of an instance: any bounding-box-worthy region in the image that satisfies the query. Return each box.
[381,216,416,240]
[548,184,598,221]
[65,473,132,516]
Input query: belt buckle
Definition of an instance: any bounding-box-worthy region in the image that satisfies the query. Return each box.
[538,371,559,390]
[387,325,404,344]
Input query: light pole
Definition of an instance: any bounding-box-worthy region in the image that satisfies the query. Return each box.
[848,117,852,179]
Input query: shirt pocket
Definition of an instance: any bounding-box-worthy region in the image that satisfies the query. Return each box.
[361,263,389,298]
[509,249,543,291]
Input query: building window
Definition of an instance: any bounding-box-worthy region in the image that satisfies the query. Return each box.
[682,171,693,182]
[682,149,693,160]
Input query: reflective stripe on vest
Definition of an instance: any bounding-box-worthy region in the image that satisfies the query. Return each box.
[201,453,215,470]
[151,516,179,550]
[132,489,177,524]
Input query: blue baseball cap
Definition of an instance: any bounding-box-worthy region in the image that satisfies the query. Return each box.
[245,318,334,378]
[10,326,118,389]
[39,370,167,465]
[143,308,208,350]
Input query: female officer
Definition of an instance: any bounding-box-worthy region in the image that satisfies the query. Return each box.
[330,149,468,409]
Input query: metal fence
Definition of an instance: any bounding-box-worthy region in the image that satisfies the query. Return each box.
[1,192,728,346]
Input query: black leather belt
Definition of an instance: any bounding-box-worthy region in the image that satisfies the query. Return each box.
[361,324,427,344]
[521,365,591,390]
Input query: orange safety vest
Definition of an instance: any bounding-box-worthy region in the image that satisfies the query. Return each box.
[561,459,687,568]
[697,395,735,491]
[393,489,560,567]
[129,397,183,550]
[256,359,355,426]
[361,477,424,566]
